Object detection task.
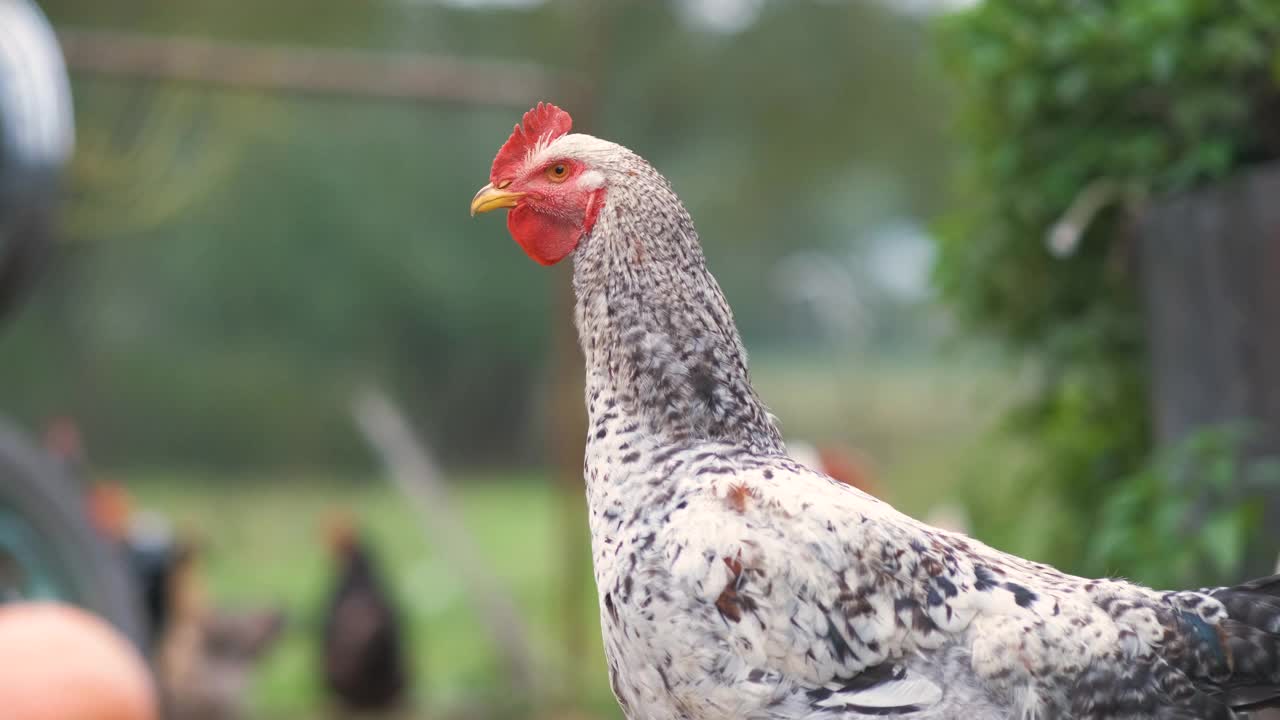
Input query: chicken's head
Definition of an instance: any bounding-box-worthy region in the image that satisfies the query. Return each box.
[323,510,358,557]
[470,102,608,266]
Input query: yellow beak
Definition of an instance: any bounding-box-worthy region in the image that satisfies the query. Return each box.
[470,183,525,217]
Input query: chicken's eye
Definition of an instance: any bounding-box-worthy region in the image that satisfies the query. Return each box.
[546,163,570,183]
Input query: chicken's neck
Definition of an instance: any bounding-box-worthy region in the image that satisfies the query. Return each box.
[571,170,784,461]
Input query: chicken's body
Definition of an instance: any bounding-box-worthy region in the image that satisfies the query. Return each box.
[472,105,1280,719]
[588,434,1280,719]
[321,528,409,713]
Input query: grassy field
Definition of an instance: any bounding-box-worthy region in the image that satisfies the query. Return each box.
[126,353,1026,719]
[133,471,617,719]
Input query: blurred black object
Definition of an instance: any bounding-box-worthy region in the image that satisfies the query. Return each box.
[131,530,181,645]
[0,0,75,325]
[322,517,410,713]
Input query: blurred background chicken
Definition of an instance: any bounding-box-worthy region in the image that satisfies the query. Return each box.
[786,440,879,497]
[788,440,969,533]
[321,513,410,715]
[84,481,285,720]
[85,480,178,649]
[155,540,286,720]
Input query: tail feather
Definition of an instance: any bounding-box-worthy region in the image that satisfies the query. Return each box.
[1225,575,1280,597]
[1204,575,1280,713]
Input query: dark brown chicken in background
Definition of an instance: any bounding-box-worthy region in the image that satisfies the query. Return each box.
[322,515,410,714]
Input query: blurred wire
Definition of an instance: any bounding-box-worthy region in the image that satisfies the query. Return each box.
[57,29,570,108]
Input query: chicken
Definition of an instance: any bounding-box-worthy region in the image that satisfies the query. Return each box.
[787,443,968,533]
[321,514,409,713]
[470,103,1280,719]
[155,541,285,720]
[84,482,177,648]
[787,441,879,498]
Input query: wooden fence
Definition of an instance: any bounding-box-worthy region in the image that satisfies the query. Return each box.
[1139,161,1280,573]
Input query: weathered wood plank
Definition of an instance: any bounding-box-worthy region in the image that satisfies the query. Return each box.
[1138,161,1280,572]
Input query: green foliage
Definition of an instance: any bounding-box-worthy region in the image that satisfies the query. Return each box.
[938,1,1280,573]
[3,0,952,471]
[1088,426,1280,589]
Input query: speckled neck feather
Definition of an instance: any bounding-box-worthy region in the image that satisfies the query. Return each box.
[571,149,784,458]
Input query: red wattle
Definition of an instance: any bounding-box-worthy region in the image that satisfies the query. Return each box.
[508,206,579,266]
[508,189,605,266]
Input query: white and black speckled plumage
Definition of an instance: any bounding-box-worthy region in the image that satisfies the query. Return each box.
[489,130,1280,719]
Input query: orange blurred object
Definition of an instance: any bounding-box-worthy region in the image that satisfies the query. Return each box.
[86,481,133,541]
[815,443,880,497]
[0,602,158,720]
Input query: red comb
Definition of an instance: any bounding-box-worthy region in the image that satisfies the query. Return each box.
[490,102,573,182]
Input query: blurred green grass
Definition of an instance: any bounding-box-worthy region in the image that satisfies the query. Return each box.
[125,353,1023,719]
[131,470,617,719]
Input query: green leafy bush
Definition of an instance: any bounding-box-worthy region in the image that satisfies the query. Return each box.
[937,1,1280,576]
[1089,426,1280,588]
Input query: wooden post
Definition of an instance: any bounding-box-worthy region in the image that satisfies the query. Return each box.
[1137,161,1280,574]
[549,0,617,703]
[352,388,544,703]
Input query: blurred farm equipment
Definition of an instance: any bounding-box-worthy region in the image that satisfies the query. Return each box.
[0,0,72,323]
[0,0,146,642]
[0,420,145,639]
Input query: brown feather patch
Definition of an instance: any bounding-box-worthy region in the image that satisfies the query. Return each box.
[725,483,757,514]
[716,555,744,622]
[716,553,759,624]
